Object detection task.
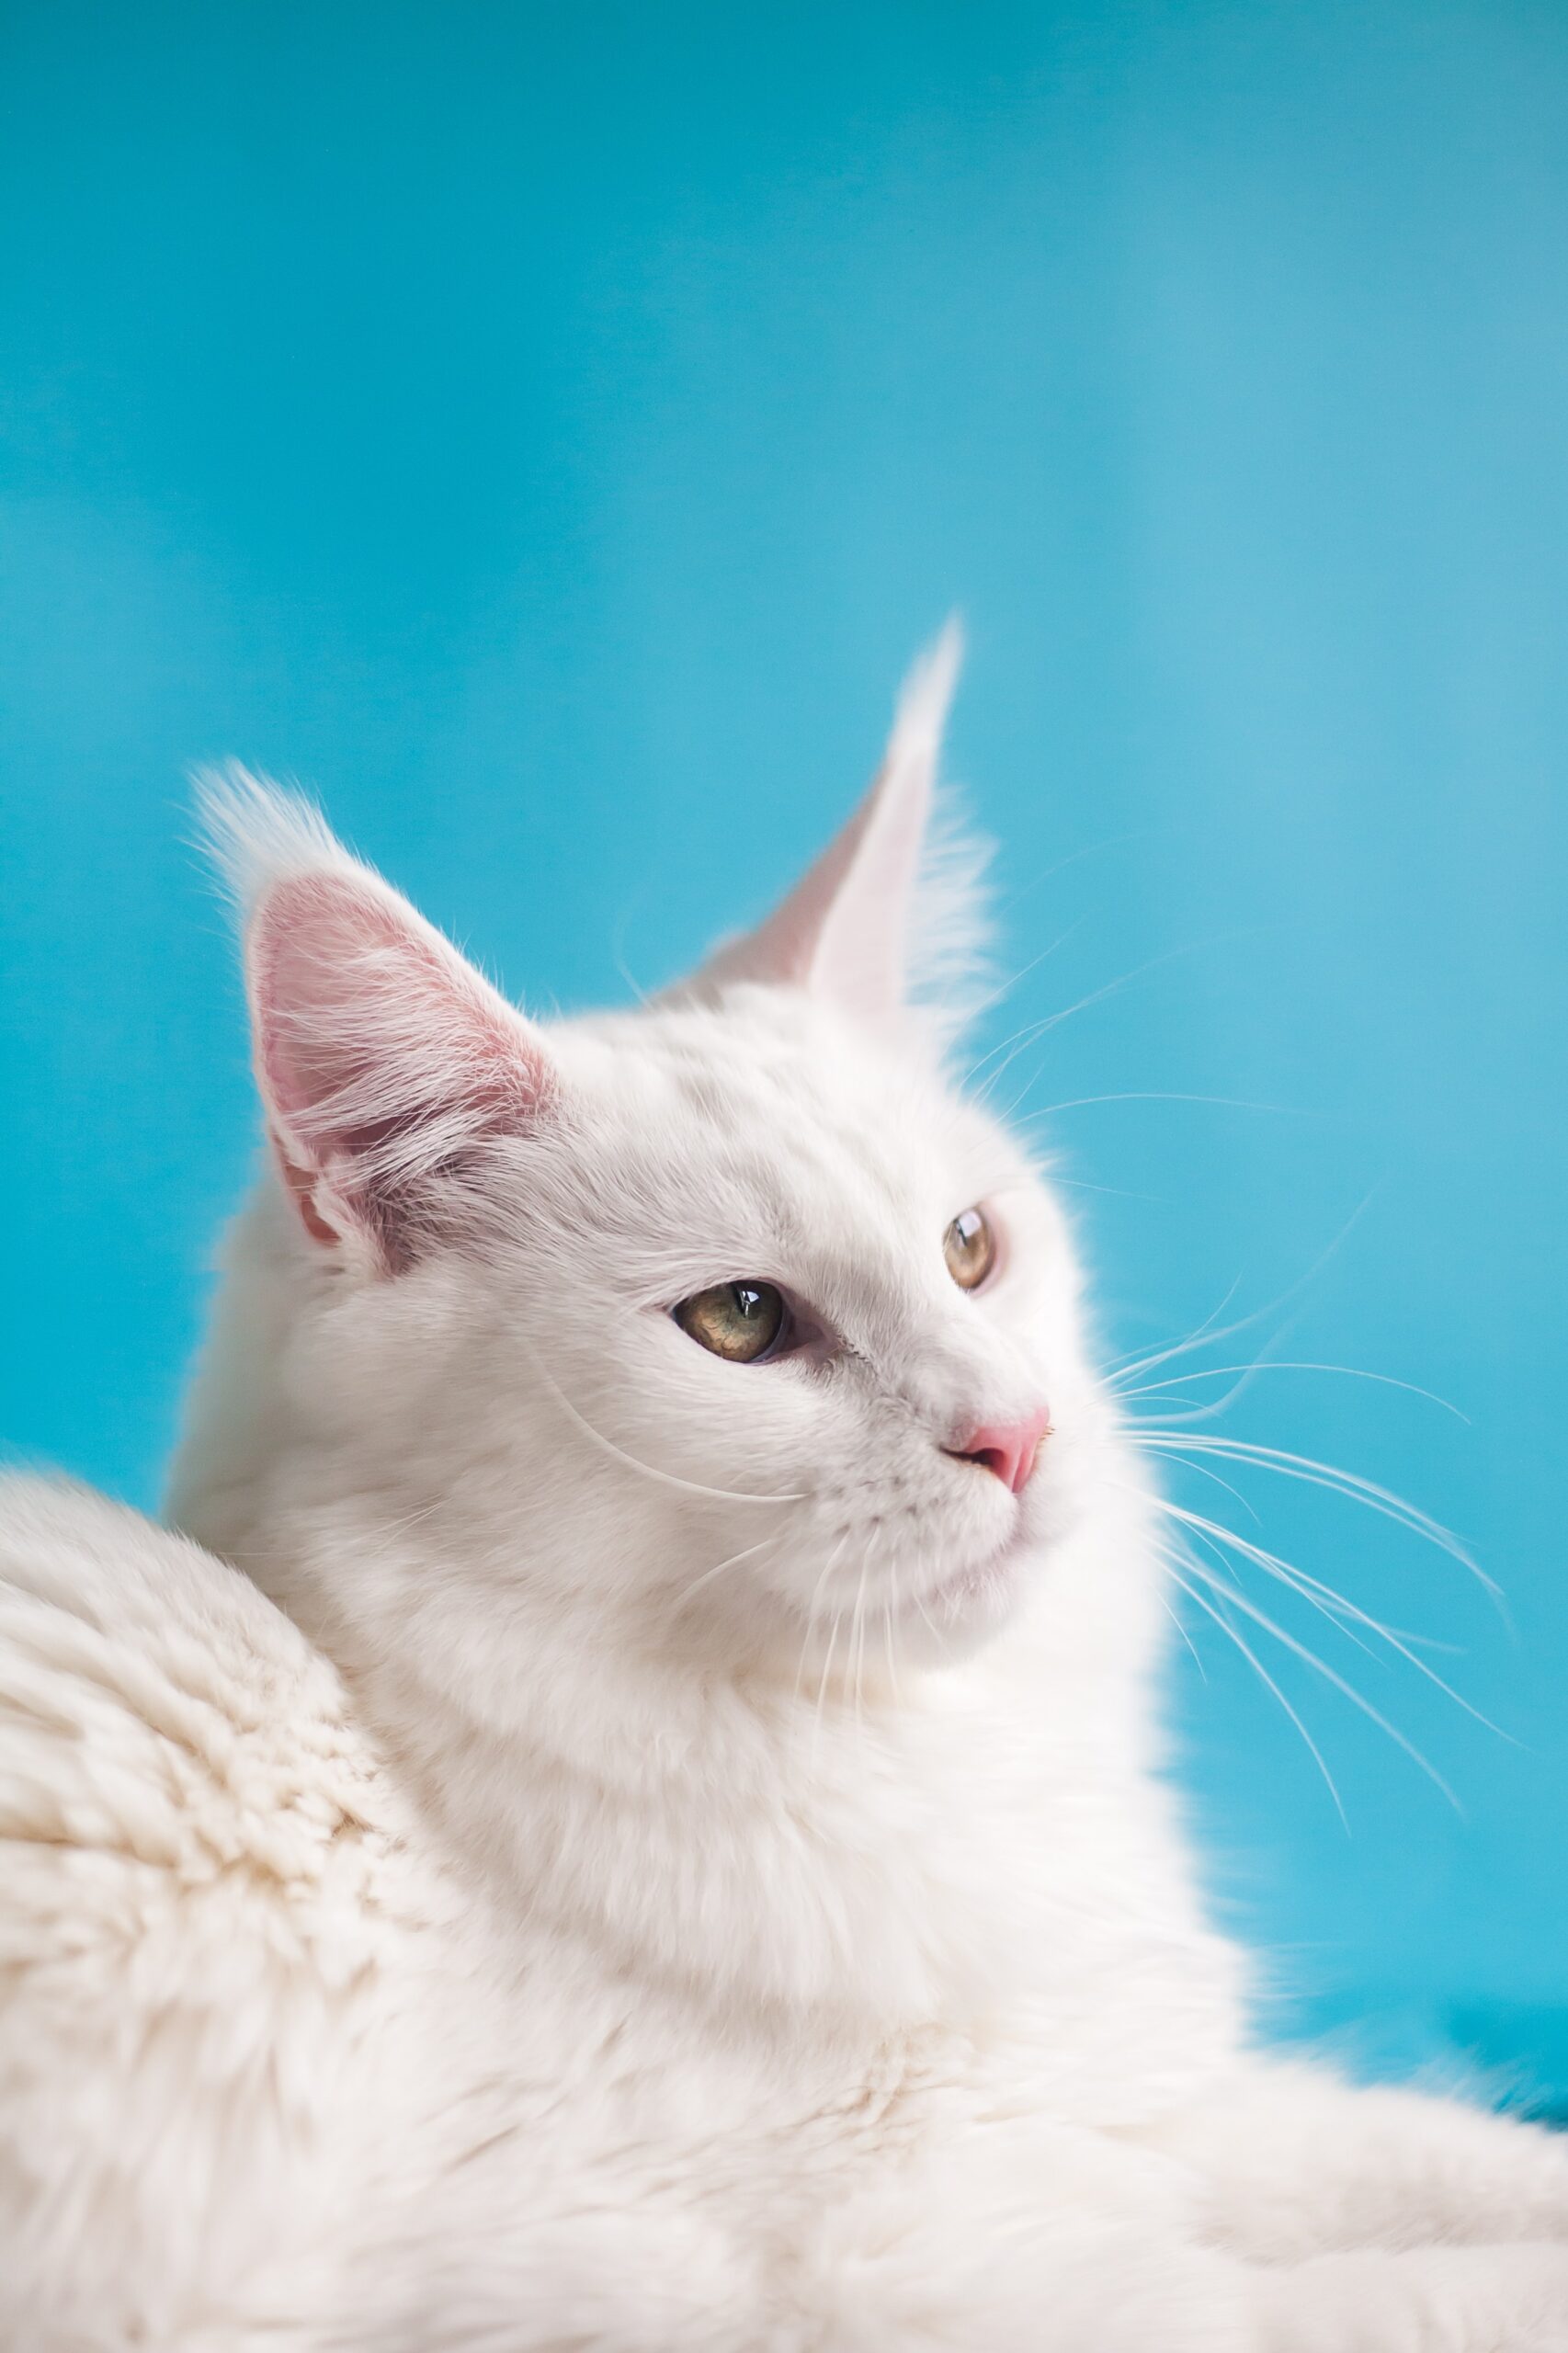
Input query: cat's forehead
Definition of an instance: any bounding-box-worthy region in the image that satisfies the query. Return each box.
[557,989,1012,1257]
[575,994,967,1165]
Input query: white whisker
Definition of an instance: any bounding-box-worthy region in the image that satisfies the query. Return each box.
[1102,1275,1248,1386]
[1162,1531,1460,1807]
[1156,1584,1207,1678]
[850,1548,870,1729]
[1176,1515,1389,1671]
[793,1534,850,1703]
[1115,1360,1467,1425]
[1165,1554,1346,1823]
[959,913,1089,1031]
[1103,1195,1381,1395]
[1137,1433,1495,1602]
[881,1553,903,1701]
[969,936,1256,1107]
[811,1609,844,1764]
[670,1530,787,1613]
[1022,1089,1306,1121]
[1147,1491,1502,1738]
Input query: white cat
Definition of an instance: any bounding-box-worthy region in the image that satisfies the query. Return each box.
[3,631,1566,2351]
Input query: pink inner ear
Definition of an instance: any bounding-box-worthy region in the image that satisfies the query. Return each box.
[801,747,930,1016]
[250,871,551,1258]
[692,621,960,1029]
[703,764,923,1002]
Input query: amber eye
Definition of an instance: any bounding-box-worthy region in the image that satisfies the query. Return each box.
[673,1281,789,1364]
[943,1206,996,1291]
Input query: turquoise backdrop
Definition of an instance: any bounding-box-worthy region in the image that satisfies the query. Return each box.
[4,3,1567,2100]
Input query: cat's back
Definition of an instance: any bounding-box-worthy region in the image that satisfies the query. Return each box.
[0,1474,415,2348]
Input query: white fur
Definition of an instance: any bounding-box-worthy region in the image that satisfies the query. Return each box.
[4,642,1567,2348]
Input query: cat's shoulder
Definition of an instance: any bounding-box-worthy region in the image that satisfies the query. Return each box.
[0,1472,389,1938]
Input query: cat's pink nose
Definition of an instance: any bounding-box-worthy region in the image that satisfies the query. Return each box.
[948,1408,1051,1495]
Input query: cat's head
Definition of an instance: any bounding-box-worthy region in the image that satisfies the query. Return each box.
[176,631,1120,1701]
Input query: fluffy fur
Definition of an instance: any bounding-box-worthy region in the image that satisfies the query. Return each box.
[3,636,1567,2348]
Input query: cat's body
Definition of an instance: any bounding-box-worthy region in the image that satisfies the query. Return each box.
[4,635,1567,2347]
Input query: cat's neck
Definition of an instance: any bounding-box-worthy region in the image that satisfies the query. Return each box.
[179,1483,1168,2039]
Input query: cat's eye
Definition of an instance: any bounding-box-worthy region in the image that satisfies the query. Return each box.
[943,1206,996,1291]
[673,1281,790,1364]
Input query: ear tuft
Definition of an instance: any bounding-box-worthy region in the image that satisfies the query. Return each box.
[884,615,965,786]
[195,766,554,1268]
[194,761,360,915]
[869,620,996,1040]
[684,621,992,1050]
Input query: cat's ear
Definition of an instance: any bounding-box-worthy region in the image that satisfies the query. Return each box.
[692,620,988,1039]
[197,768,555,1270]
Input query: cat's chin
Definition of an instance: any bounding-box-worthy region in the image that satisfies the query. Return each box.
[903,1528,1037,1654]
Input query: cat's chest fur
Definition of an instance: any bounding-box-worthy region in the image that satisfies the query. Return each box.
[176,1479,1244,2181]
[378,1598,1242,2184]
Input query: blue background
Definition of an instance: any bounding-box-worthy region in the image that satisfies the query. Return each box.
[4,3,1567,2103]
